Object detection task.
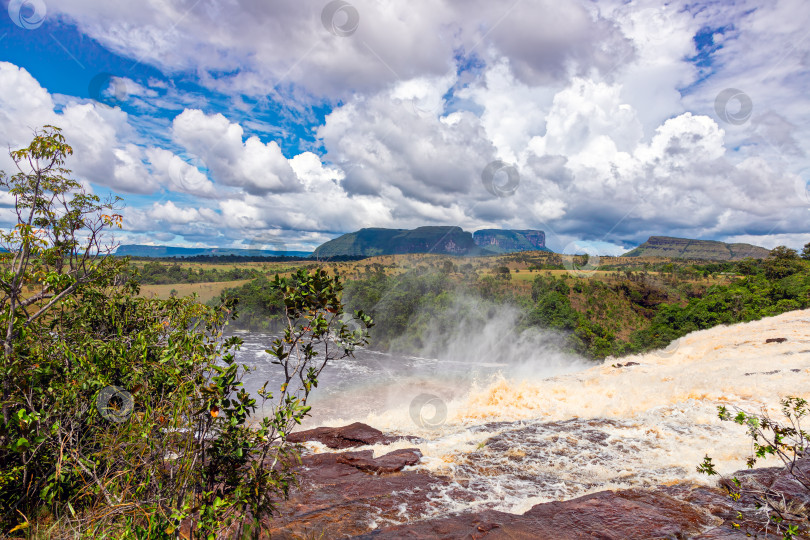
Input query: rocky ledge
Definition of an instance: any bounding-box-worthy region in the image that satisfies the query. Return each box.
[266,423,810,539]
[285,421,408,449]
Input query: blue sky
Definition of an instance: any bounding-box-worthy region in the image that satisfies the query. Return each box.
[0,0,808,254]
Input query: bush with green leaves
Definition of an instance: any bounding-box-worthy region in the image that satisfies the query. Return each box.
[698,397,810,539]
[0,127,372,538]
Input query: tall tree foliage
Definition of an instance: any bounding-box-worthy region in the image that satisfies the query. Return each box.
[0,127,372,538]
[0,126,124,425]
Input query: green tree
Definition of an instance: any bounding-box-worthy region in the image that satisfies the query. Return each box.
[0,125,125,432]
[0,127,372,537]
[770,246,799,260]
[764,246,803,279]
[801,242,810,261]
[735,258,762,276]
[495,266,512,280]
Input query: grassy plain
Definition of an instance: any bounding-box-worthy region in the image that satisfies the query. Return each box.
[138,279,252,302]
[133,251,742,300]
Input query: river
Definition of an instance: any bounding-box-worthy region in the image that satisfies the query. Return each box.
[232,309,810,516]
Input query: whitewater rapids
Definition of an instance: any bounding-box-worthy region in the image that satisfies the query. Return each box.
[305,309,810,517]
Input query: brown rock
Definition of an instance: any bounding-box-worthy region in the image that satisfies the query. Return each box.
[692,529,753,539]
[266,424,810,539]
[337,448,422,474]
[612,361,640,368]
[355,488,722,539]
[286,422,404,449]
[766,337,788,343]
[262,448,454,538]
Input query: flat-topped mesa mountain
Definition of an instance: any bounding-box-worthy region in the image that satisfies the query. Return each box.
[473,229,550,254]
[623,236,770,260]
[312,227,549,257]
[312,226,477,258]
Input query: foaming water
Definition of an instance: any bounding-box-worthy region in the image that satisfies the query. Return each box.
[235,309,810,517]
[237,299,587,427]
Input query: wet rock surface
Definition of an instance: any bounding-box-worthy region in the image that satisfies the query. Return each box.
[262,444,464,539]
[336,448,422,474]
[354,488,722,539]
[612,361,640,368]
[286,421,407,449]
[355,483,810,539]
[268,424,810,539]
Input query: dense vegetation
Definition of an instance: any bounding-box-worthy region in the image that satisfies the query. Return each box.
[221,248,810,361]
[216,275,288,331]
[0,128,371,537]
[126,260,261,284]
[631,268,809,352]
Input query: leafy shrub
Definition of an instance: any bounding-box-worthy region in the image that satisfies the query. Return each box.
[0,127,372,537]
[698,398,810,538]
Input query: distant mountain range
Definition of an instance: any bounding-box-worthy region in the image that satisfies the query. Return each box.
[114,245,311,258]
[311,227,549,258]
[117,233,771,261]
[622,236,770,260]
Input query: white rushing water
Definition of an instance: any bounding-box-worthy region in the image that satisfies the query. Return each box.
[236,309,810,516]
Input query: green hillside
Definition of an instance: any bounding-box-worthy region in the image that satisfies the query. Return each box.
[623,236,769,260]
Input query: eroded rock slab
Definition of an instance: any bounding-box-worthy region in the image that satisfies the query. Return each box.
[336,448,422,474]
[286,422,405,449]
[353,488,722,539]
[262,447,462,539]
